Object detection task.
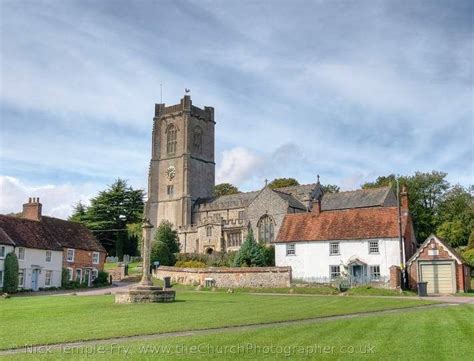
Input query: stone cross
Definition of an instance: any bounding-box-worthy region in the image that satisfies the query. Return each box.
[140,218,154,286]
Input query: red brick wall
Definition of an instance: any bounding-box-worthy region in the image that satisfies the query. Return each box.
[63,248,106,272]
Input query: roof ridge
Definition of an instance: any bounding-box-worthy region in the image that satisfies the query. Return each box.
[324,186,390,196]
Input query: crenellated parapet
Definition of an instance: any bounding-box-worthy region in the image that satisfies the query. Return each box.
[154,96,214,123]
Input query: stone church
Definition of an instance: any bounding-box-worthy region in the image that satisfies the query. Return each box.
[145,95,398,254]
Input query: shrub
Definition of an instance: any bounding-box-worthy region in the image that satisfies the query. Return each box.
[3,252,19,293]
[262,245,275,266]
[175,260,207,268]
[461,248,474,268]
[61,268,71,287]
[151,241,173,266]
[93,271,110,287]
[155,221,180,254]
[233,229,266,267]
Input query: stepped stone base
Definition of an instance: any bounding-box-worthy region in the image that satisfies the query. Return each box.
[115,286,176,304]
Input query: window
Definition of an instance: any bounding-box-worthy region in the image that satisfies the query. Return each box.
[258,215,275,244]
[286,243,295,256]
[67,249,75,262]
[0,246,5,258]
[368,240,379,254]
[206,226,212,237]
[67,267,73,281]
[193,127,202,153]
[369,265,381,281]
[330,265,341,280]
[0,270,3,288]
[18,247,25,260]
[238,211,245,220]
[92,252,100,264]
[18,269,25,287]
[228,232,242,247]
[329,242,340,255]
[45,270,53,287]
[167,185,174,196]
[91,269,98,282]
[166,124,177,155]
[75,269,82,283]
[45,250,52,263]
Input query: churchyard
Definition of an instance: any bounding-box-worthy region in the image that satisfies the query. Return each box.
[1,287,473,360]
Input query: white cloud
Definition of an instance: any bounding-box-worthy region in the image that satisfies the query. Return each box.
[216,147,264,186]
[0,176,101,219]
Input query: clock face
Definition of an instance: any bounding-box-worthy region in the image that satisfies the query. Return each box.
[166,166,176,180]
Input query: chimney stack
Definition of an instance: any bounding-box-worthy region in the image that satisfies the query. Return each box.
[22,197,42,221]
[311,198,322,215]
[400,185,409,215]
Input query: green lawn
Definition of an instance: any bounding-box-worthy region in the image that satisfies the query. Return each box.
[3,303,472,360]
[0,291,434,351]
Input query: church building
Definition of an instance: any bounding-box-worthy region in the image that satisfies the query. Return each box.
[145,95,400,255]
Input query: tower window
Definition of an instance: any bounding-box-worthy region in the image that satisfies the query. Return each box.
[258,215,275,244]
[193,127,202,154]
[167,185,174,196]
[167,124,177,155]
[206,226,212,237]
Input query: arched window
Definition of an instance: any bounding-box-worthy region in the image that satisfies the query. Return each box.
[258,215,275,244]
[193,127,202,154]
[167,124,177,155]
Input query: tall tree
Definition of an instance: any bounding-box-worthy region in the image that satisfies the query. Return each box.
[321,184,340,193]
[152,221,180,265]
[268,178,299,189]
[214,183,239,197]
[68,202,88,223]
[233,229,266,267]
[69,179,145,256]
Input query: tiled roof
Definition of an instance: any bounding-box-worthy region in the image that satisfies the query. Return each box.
[0,215,106,252]
[275,207,402,243]
[273,189,306,210]
[321,187,396,211]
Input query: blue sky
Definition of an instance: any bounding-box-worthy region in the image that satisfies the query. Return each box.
[0,0,472,218]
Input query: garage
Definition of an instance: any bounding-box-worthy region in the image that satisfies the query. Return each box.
[419,262,455,294]
[408,235,471,295]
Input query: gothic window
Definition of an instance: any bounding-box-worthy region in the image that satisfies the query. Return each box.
[228,232,242,247]
[258,215,275,244]
[167,124,177,155]
[193,127,202,154]
[167,185,174,196]
[206,226,212,237]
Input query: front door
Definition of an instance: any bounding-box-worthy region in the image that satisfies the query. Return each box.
[31,269,39,291]
[352,265,363,282]
[83,269,91,287]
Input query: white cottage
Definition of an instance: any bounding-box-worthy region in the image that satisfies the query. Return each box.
[273,188,416,287]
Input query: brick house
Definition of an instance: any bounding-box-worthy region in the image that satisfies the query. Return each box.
[0,198,106,290]
[407,234,471,294]
[273,188,416,288]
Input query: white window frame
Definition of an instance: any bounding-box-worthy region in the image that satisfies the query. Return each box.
[0,245,5,259]
[45,270,53,287]
[329,242,340,256]
[91,269,98,282]
[286,243,296,256]
[67,267,73,281]
[368,240,379,254]
[18,269,25,287]
[369,265,381,281]
[18,247,25,260]
[92,252,100,265]
[330,265,341,280]
[75,268,82,283]
[45,250,52,263]
[67,249,75,262]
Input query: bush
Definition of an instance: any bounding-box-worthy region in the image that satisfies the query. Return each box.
[93,271,110,287]
[461,248,474,268]
[233,229,266,267]
[61,268,71,287]
[3,252,19,293]
[262,245,275,266]
[151,241,173,266]
[175,260,207,268]
[175,251,237,267]
[155,221,180,254]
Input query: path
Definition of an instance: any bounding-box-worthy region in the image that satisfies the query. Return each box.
[0,302,459,356]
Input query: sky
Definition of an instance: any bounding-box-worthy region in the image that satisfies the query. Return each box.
[0,0,473,219]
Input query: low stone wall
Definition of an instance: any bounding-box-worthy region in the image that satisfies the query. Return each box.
[153,266,292,288]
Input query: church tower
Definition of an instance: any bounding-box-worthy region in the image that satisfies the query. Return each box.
[145,95,215,235]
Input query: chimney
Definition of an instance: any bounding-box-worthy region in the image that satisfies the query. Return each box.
[22,197,42,221]
[400,185,409,215]
[311,198,322,215]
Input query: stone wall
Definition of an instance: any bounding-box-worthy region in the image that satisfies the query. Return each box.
[154,266,292,288]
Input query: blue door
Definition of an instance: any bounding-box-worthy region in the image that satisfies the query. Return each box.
[31,269,39,291]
